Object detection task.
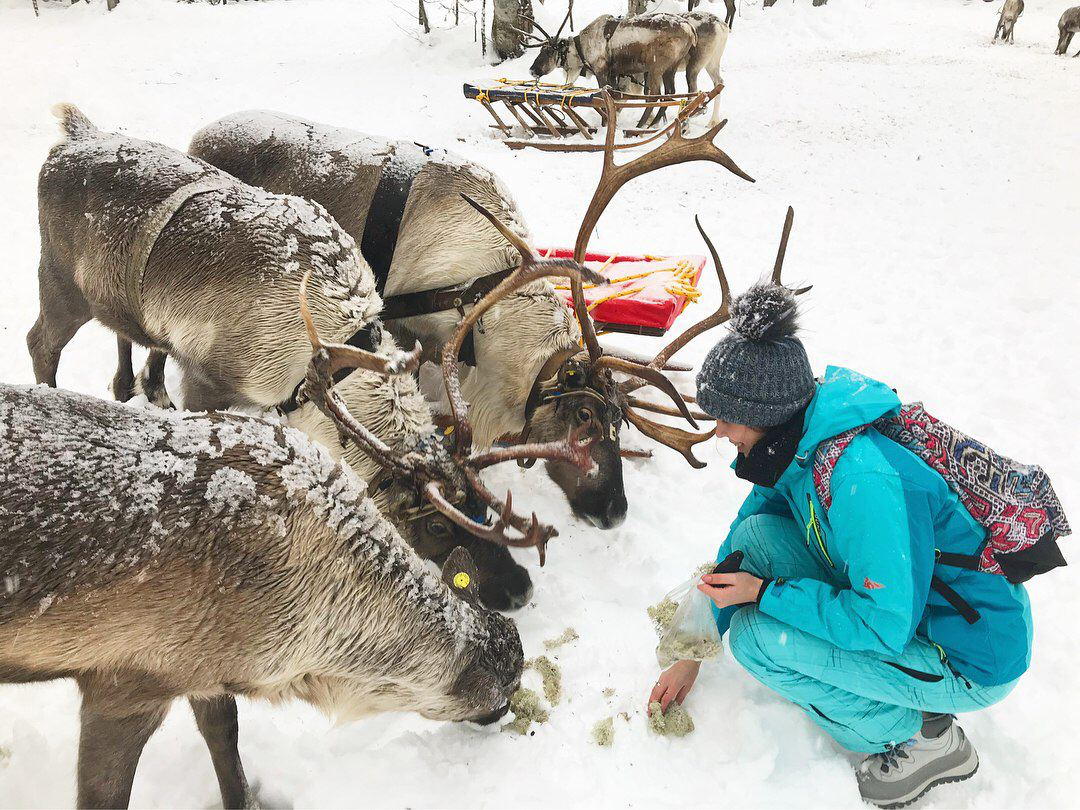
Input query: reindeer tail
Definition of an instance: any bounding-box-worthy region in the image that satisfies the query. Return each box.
[51,104,97,139]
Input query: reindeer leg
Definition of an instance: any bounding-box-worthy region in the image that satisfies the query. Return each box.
[636,74,660,128]
[76,680,170,810]
[112,337,135,401]
[652,70,678,127]
[135,349,173,409]
[27,255,91,388]
[190,696,252,810]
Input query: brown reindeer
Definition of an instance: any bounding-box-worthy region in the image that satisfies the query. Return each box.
[0,384,523,809]
[994,0,1024,43]
[680,9,730,124]
[524,10,697,127]
[1057,6,1080,55]
[1,269,597,806]
[29,104,380,413]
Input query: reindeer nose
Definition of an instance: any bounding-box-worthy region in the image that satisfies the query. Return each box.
[604,496,627,529]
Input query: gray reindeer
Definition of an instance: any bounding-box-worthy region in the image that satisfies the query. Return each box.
[994,0,1024,43]
[0,382,526,809]
[1057,6,1080,55]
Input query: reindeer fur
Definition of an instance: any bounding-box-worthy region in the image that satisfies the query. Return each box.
[1056,6,1080,55]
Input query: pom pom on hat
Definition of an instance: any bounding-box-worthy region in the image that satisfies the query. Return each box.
[728,283,799,342]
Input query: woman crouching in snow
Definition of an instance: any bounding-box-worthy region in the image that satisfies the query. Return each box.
[648,284,1032,808]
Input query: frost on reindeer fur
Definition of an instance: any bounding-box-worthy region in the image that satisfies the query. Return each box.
[0,384,484,646]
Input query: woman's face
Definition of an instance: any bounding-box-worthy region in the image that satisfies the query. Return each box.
[713,421,767,456]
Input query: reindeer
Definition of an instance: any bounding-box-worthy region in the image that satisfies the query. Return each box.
[1057,6,1080,55]
[29,105,592,610]
[524,10,698,128]
[688,0,736,30]
[180,104,754,531]
[29,104,379,413]
[0,383,523,809]
[994,0,1024,43]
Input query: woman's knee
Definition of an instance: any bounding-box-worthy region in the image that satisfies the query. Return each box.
[727,606,786,672]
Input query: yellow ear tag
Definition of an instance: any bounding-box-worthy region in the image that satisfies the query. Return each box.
[453,572,471,589]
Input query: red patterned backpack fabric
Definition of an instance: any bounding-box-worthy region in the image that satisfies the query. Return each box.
[812,403,1070,585]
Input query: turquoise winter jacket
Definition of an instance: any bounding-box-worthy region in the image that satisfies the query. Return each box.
[712,366,1033,687]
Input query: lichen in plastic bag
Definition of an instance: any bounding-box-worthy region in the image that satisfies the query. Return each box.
[653,573,723,668]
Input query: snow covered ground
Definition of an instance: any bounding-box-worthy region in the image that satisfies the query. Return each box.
[1,0,1078,807]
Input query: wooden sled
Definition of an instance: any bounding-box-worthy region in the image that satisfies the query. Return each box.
[463,79,723,151]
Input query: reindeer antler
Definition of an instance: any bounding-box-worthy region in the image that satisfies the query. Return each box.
[617,209,813,466]
[425,193,609,561]
[556,90,753,462]
[771,206,812,295]
[569,90,752,362]
[299,271,421,377]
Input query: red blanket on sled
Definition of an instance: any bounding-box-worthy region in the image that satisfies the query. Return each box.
[538,248,706,337]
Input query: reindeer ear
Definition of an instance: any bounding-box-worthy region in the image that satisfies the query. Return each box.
[441,546,482,606]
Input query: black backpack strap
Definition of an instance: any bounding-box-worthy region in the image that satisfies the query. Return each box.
[930,576,981,625]
[934,550,980,570]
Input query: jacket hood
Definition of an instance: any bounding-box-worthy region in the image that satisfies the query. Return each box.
[794,366,901,464]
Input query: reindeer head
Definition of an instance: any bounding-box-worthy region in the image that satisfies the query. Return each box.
[520,10,575,79]
[441,548,524,724]
[519,351,628,528]
[413,547,524,724]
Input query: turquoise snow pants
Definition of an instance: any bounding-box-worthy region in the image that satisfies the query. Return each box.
[722,514,1017,753]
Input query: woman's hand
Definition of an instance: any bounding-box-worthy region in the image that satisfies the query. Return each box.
[697,572,764,609]
[647,659,701,714]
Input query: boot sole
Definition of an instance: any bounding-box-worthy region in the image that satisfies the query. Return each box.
[864,749,979,809]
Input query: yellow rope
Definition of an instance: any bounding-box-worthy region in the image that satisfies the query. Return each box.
[553,253,704,318]
[587,286,643,312]
[474,89,491,104]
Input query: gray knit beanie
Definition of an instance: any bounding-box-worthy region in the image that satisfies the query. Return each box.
[695,283,815,428]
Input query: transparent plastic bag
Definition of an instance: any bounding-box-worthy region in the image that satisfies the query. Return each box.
[653,551,745,669]
[654,576,723,669]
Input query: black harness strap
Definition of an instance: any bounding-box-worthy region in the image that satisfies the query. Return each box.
[379,267,516,322]
[360,142,432,293]
[278,321,384,415]
[935,551,981,571]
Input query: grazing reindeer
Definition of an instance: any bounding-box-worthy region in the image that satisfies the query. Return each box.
[30,104,379,413]
[30,105,590,609]
[689,0,736,30]
[994,0,1024,43]
[186,111,631,528]
[1057,6,1080,55]
[524,10,698,128]
[183,106,753,530]
[0,382,526,809]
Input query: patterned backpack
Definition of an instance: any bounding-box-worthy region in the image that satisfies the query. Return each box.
[812,403,1070,620]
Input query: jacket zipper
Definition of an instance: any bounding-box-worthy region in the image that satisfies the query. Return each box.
[805,494,835,568]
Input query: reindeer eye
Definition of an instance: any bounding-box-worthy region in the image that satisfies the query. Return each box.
[427,519,450,537]
[576,407,593,425]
